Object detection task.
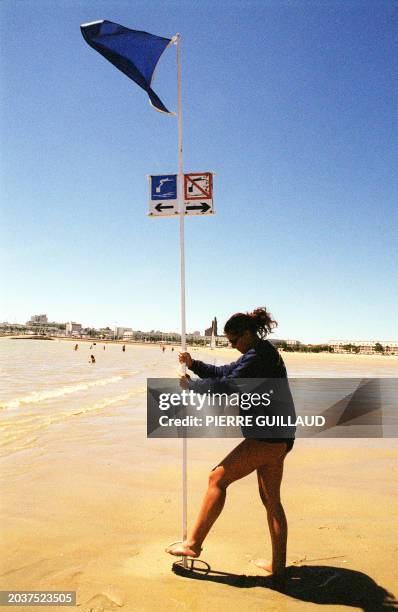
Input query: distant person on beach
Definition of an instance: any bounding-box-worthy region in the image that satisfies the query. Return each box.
[171,347,174,352]
[162,346,166,353]
[74,344,78,351]
[103,345,106,350]
[122,344,126,352]
[166,307,295,579]
[90,354,96,364]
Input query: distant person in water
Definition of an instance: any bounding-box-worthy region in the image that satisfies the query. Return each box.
[74,344,78,351]
[90,354,96,364]
[166,307,295,579]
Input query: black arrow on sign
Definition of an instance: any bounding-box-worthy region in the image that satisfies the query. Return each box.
[185,202,211,213]
[155,203,175,212]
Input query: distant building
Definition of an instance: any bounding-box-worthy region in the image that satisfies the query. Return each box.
[191,331,201,337]
[66,322,82,336]
[27,314,48,325]
[329,340,398,355]
[271,339,301,348]
[0,322,26,335]
[98,327,113,339]
[114,326,132,339]
[216,335,229,347]
[205,317,218,337]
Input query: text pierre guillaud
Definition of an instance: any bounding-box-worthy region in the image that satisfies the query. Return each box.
[157,389,325,428]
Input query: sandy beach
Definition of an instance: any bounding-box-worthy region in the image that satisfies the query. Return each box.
[1,341,397,611]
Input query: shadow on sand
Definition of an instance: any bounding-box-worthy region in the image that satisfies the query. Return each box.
[172,561,397,610]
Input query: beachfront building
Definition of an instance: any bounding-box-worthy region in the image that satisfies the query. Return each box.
[329,340,398,355]
[0,322,27,336]
[27,314,48,325]
[272,339,301,348]
[131,331,181,343]
[97,327,113,339]
[66,322,82,336]
[114,326,132,339]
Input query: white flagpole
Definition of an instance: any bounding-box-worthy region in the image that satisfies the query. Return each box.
[176,33,188,569]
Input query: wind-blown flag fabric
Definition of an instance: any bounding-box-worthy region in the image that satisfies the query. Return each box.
[80,20,173,114]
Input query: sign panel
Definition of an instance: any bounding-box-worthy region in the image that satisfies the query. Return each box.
[149,174,178,216]
[184,173,213,200]
[149,172,214,216]
[184,172,214,215]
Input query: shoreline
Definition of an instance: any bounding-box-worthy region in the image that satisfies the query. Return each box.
[1,335,397,358]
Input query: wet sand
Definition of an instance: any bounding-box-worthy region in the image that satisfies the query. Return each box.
[1,349,397,611]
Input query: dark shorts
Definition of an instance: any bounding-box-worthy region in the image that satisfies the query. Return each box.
[256,438,295,453]
[211,438,294,472]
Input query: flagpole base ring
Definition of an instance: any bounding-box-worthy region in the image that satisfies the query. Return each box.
[172,559,211,576]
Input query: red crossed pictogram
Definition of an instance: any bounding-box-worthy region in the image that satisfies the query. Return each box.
[184,173,213,200]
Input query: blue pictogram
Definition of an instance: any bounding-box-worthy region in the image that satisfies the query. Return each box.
[151,175,177,200]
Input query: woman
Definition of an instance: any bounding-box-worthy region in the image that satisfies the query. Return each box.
[165,307,294,578]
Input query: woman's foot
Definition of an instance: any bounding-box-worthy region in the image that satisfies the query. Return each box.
[253,558,272,572]
[253,558,285,578]
[165,540,202,558]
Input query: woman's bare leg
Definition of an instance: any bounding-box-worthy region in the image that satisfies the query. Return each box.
[255,448,287,577]
[165,440,287,557]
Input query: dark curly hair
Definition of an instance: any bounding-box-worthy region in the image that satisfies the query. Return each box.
[224,307,278,339]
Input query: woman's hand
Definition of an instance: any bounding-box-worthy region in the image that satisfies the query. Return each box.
[178,352,193,368]
[180,374,191,389]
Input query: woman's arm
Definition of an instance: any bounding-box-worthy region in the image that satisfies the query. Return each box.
[189,349,258,392]
[190,359,237,379]
[179,351,237,378]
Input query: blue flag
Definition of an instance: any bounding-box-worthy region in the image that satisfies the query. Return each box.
[80,20,173,114]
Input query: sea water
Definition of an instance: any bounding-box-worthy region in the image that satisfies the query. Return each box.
[1,339,396,457]
[0,339,182,457]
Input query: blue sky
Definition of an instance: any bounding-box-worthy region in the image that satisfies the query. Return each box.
[1,0,397,342]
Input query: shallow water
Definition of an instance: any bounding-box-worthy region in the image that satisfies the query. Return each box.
[0,339,180,457]
[0,339,396,457]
